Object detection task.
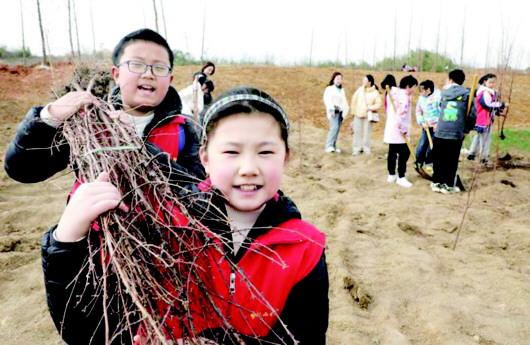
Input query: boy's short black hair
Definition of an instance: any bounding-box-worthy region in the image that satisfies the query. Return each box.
[399,75,418,89]
[449,69,466,85]
[112,28,174,69]
[419,80,434,93]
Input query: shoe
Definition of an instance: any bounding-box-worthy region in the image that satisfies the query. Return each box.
[335,148,342,153]
[467,154,475,161]
[325,147,335,153]
[396,177,412,188]
[440,185,461,194]
[431,182,443,193]
[387,174,397,183]
[480,159,489,165]
[363,149,371,155]
[352,150,360,156]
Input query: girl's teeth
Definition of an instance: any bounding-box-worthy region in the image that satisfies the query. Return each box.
[240,185,257,191]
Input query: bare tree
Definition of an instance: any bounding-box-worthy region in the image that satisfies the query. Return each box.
[459,9,466,66]
[152,0,159,32]
[36,0,49,66]
[308,28,314,66]
[67,0,75,59]
[159,0,168,39]
[19,0,27,65]
[89,0,96,55]
[433,3,441,72]
[393,9,397,70]
[72,0,81,58]
[200,4,206,61]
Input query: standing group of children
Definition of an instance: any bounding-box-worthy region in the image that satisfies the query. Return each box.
[322,70,508,193]
[5,28,328,344]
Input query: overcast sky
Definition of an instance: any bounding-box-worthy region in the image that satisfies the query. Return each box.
[1,0,528,69]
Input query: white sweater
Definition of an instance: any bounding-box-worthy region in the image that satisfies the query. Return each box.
[323,85,350,120]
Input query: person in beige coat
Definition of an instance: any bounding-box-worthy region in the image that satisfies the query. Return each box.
[349,74,382,155]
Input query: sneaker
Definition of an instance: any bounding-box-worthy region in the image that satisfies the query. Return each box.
[334,147,342,153]
[325,147,335,153]
[480,159,489,165]
[363,149,371,155]
[467,154,476,161]
[387,174,397,183]
[352,150,361,156]
[440,185,461,194]
[431,182,443,193]
[396,177,412,188]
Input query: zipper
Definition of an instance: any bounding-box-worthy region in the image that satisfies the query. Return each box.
[229,271,236,295]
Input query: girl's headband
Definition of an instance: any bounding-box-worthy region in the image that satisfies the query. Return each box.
[201,94,290,133]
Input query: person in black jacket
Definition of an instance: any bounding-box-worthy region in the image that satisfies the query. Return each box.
[5,28,205,345]
[4,28,205,185]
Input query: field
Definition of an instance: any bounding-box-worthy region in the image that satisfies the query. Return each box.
[0,63,529,344]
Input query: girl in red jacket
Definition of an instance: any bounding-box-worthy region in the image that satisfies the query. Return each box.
[43,86,329,345]
[142,87,329,344]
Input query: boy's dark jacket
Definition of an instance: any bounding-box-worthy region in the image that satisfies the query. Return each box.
[4,86,205,183]
[41,188,329,345]
[434,84,470,140]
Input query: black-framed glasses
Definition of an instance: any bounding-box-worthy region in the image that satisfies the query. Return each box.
[118,60,172,77]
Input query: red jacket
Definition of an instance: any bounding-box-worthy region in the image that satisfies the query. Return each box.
[152,217,325,340]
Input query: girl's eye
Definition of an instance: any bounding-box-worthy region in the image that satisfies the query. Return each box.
[259,151,274,155]
[223,150,239,155]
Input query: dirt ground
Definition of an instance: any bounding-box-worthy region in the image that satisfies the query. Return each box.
[0,63,529,345]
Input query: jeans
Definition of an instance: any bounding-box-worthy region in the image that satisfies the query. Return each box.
[415,127,434,165]
[352,117,372,154]
[326,113,343,150]
[387,143,410,178]
[468,126,492,161]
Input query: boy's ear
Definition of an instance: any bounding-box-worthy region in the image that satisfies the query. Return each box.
[199,146,209,174]
[111,65,120,83]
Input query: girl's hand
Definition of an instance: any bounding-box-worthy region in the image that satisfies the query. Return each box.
[48,91,97,123]
[55,172,128,242]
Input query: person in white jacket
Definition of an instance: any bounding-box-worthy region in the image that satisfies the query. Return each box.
[349,74,382,155]
[180,73,207,118]
[323,72,349,153]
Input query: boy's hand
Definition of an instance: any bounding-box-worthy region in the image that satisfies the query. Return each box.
[108,110,133,125]
[48,91,97,123]
[55,172,128,242]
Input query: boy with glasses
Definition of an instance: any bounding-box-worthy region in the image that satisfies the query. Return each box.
[4,28,205,344]
[5,28,205,184]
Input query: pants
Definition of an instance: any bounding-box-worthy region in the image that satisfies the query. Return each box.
[415,127,434,165]
[432,137,463,187]
[352,117,372,153]
[326,113,343,150]
[387,143,410,178]
[468,126,492,161]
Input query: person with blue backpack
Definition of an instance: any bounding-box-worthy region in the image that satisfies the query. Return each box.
[431,69,469,194]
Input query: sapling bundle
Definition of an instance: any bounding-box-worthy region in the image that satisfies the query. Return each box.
[58,77,295,344]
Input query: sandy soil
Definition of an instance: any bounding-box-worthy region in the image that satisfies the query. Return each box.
[0,64,528,345]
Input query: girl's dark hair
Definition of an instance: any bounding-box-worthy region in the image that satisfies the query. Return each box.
[380,74,396,91]
[201,61,216,75]
[399,75,419,89]
[328,72,342,86]
[419,80,434,93]
[201,87,289,151]
[365,74,379,90]
[479,73,497,85]
[112,28,174,69]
